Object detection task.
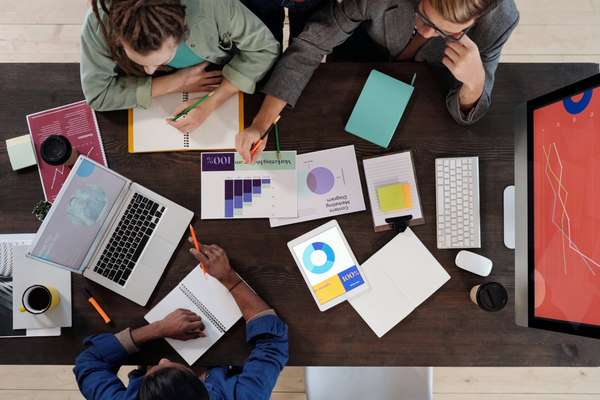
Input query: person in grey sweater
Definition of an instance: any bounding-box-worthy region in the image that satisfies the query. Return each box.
[236,0,519,164]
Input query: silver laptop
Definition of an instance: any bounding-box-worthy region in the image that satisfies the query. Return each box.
[27,156,193,306]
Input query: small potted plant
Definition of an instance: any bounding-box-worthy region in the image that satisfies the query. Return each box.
[32,200,52,222]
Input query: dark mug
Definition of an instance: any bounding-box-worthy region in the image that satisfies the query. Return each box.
[470,282,508,312]
[40,134,79,166]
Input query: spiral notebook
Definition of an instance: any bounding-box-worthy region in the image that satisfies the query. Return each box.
[144,266,242,365]
[128,91,243,153]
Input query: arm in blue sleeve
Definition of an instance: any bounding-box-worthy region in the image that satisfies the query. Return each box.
[208,315,289,400]
[73,334,137,400]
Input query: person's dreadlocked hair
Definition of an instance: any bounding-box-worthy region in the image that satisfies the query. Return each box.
[91,0,187,84]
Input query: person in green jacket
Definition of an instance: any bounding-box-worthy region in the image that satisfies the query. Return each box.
[81,0,280,133]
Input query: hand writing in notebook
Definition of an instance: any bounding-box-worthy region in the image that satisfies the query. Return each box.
[166,78,240,134]
[154,308,207,340]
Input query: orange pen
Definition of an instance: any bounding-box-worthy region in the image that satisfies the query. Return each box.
[82,288,112,325]
[190,224,208,280]
[242,115,281,164]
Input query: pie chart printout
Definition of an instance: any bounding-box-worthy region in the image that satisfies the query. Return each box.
[307,167,335,195]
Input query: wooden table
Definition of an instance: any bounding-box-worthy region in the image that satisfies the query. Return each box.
[1,62,599,366]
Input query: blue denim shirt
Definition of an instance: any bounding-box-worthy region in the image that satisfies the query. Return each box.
[73,315,288,400]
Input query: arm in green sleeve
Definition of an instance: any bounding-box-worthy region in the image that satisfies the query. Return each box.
[219,0,280,94]
[79,8,152,111]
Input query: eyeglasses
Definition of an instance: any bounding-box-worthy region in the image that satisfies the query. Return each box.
[414,3,471,43]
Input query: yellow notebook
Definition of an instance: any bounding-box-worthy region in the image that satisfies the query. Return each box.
[128,91,244,153]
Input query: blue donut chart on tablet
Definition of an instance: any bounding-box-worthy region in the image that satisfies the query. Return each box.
[302,242,335,274]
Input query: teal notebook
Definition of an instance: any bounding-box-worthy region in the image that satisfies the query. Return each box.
[345,70,414,148]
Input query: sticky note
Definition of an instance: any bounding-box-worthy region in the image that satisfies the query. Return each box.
[6,135,37,171]
[402,183,413,209]
[377,183,411,212]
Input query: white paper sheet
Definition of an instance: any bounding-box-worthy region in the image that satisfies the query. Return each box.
[12,246,72,330]
[270,145,366,227]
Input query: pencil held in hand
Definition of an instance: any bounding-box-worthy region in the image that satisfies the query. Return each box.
[189,224,208,280]
[243,115,281,164]
[172,91,215,121]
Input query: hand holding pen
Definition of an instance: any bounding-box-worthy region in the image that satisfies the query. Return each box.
[188,239,240,290]
[242,115,281,164]
[166,91,215,133]
[189,224,208,280]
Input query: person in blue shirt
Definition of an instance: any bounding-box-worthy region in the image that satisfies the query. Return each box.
[73,238,289,400]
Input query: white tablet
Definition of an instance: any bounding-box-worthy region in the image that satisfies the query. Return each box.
[288,220,370,311]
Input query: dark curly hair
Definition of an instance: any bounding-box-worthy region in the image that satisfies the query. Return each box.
[136,366,210,400]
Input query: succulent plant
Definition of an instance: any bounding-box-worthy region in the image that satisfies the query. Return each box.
[32,200,52,222]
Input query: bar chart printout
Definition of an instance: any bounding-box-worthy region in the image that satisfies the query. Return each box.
[224,178,272,217]
[201,151,297,219]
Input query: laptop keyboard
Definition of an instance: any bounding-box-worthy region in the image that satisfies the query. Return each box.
[93,193,165,286]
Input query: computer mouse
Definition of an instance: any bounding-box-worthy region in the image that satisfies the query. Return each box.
[455,250,493,277]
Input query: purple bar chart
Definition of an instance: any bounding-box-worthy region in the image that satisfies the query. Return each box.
[225,178,272,217]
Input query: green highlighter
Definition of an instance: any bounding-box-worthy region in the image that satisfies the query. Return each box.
[345,70,415,148]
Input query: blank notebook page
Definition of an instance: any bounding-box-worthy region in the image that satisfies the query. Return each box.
[145,266,242,365]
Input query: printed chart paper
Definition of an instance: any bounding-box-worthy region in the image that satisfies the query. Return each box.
[270,145,366,227]
[27,101,107,203]
[201,151,297,219]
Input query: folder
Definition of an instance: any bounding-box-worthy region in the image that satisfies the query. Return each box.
[345,70,414,148]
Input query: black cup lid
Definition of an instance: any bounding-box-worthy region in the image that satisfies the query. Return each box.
[40,134,72,166]
[477,282,508,312]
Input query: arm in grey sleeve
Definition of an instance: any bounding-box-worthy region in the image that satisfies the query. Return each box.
[446,14,520,125]
[262,0,368,107]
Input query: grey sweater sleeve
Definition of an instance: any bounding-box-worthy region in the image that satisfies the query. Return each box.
[261,0,368,107]
[446,12,520,125]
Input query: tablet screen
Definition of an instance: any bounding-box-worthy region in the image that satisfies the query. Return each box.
[292,226,365,304]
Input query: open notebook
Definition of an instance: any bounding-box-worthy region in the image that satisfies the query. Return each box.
[145,266,242,365]
[128,91,243,153]
[349,228,450,338]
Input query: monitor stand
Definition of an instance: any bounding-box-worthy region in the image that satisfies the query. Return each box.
[503,186,515,249]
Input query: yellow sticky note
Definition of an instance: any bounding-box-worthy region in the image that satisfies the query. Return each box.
[377,183,407,212]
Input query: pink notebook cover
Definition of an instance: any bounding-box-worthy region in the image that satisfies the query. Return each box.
[26,101,107,202]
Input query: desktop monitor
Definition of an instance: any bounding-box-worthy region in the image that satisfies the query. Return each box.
[514,73,600,338]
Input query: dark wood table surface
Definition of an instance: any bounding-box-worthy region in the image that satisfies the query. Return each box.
[1,62,599,366]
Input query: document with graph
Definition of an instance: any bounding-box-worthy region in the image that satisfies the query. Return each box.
[201,151,297,219]
[26,101,107,203]
[270,145,366,227]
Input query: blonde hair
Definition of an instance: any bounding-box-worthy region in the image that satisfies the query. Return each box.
[428,0,502,24]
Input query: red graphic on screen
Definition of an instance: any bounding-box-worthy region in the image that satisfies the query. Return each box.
[533,87,599,326]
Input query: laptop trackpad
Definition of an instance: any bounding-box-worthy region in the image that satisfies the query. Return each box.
[141,236,175,272]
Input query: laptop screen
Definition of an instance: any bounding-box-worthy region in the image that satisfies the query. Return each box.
[532,84,600,328]
[31,159,127,271]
